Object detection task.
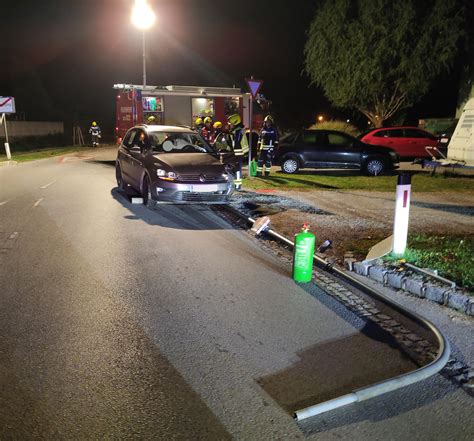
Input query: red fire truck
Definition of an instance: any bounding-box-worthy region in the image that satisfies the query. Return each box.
[113,83,269,143]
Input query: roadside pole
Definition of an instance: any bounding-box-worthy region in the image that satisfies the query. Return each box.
[245,78,263,179]
[248,93,253,176]
[2,114,11,160]
[393,173,412,256]
[0,97,15,160]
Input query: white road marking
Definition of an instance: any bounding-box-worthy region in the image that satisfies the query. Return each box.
[9,232,19,240]
[0,199,12,206]
[33,198,44,207]
[40,181,56,189]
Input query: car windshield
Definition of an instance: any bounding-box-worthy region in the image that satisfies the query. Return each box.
[149,132,215,154]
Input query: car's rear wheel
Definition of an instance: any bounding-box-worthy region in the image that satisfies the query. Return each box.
[142,176,158,209]
[281,157,299,174]
[364,157,386,176]
[116,163,126,190]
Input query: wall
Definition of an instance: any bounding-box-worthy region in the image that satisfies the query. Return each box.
[0,121,64,138]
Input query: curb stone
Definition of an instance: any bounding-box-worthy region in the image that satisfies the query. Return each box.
[352,262,473,317]
[386,271,406,289]
[404,277,426,298]
[368,265,387,284]
[353,261,372,276]
[468,299,474,316]
[448,292,470,313]
[424,283,449,304]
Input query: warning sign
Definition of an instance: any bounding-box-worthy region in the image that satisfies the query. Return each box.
[0,97,15,114]
[245,78,263,99]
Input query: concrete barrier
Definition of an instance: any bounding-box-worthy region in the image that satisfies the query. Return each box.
[0,121,64,138]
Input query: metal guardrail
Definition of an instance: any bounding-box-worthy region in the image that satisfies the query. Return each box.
[404,262,456,289]
[226,206,451,421]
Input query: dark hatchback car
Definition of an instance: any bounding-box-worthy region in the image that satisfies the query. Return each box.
[115,125,235,207]
[274,130,399,176]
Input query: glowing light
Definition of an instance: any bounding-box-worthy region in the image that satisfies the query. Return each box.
[317,115,324,122]
[131,0,156,30]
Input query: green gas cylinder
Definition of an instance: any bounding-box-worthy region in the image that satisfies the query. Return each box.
[250,159,257,177]
[292,223,315,283]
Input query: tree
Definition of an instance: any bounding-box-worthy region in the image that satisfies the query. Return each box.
[304,0,465,127]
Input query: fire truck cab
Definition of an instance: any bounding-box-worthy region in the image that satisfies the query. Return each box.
[113,83,269,143]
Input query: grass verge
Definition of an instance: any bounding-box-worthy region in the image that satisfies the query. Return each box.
[244,172,474,192]
[384,235,473,292]
[0,147,89,163]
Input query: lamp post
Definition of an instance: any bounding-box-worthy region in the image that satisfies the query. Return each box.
[131,0,156,87]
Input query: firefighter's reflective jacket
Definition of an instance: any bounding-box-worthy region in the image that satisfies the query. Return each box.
[227,125,249,156]
[258,126,279,153]
[89,126,101,137]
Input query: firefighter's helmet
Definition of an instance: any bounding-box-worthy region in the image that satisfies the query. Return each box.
[204,116,212,124]
[213,121,222,129]
[147,115,156,123]
[264,115,273,124]
[92,121,97,126]
[195,117,203,125]
[227,114,241,126]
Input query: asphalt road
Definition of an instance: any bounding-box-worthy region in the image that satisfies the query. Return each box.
[0,149,472,440]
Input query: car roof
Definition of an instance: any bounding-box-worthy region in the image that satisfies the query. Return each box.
[136,124,195,133]
[368,126,425,131]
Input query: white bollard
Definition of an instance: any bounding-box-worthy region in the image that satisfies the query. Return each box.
[4,142,11,160]
[392,174,411,256]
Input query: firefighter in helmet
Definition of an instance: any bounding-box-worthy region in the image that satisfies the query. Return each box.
[226,113,249,190]
[194,117,204,135]
[89,121,101,147]
[201,116,214,143]
[212,121,230,151]
[256,115,279,177]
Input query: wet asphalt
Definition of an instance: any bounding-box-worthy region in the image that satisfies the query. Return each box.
[0,150,472,440]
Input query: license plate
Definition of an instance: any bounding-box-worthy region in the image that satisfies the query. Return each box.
[190,184,219,192]
[440,137,449,143]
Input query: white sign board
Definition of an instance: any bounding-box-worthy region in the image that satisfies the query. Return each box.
[0,97,15,114]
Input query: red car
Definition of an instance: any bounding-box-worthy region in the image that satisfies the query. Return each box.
[360,127,437,159]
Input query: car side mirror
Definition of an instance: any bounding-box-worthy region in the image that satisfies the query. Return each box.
[130,145,141,153]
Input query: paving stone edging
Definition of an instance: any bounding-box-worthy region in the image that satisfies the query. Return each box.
[349,261,474,317]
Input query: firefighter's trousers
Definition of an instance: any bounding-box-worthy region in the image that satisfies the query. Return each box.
[92,135,99,147]
[257,148,272,176]
[234,156,243,190]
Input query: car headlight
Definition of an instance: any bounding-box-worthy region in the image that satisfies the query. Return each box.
[157,169,177,180]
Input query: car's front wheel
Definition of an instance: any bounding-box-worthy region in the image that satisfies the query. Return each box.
[142,176,158,209]
[363,157,386,176]
[281,157,299,174]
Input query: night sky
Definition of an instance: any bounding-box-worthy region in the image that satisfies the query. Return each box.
[0,0,470,133]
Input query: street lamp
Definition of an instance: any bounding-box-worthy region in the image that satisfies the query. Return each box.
[131,0,156,87]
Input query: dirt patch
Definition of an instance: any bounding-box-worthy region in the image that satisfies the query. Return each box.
[231,189,474,264]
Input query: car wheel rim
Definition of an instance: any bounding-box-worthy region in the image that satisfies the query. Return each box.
[367,160,383,175]
[283,159,297,173]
